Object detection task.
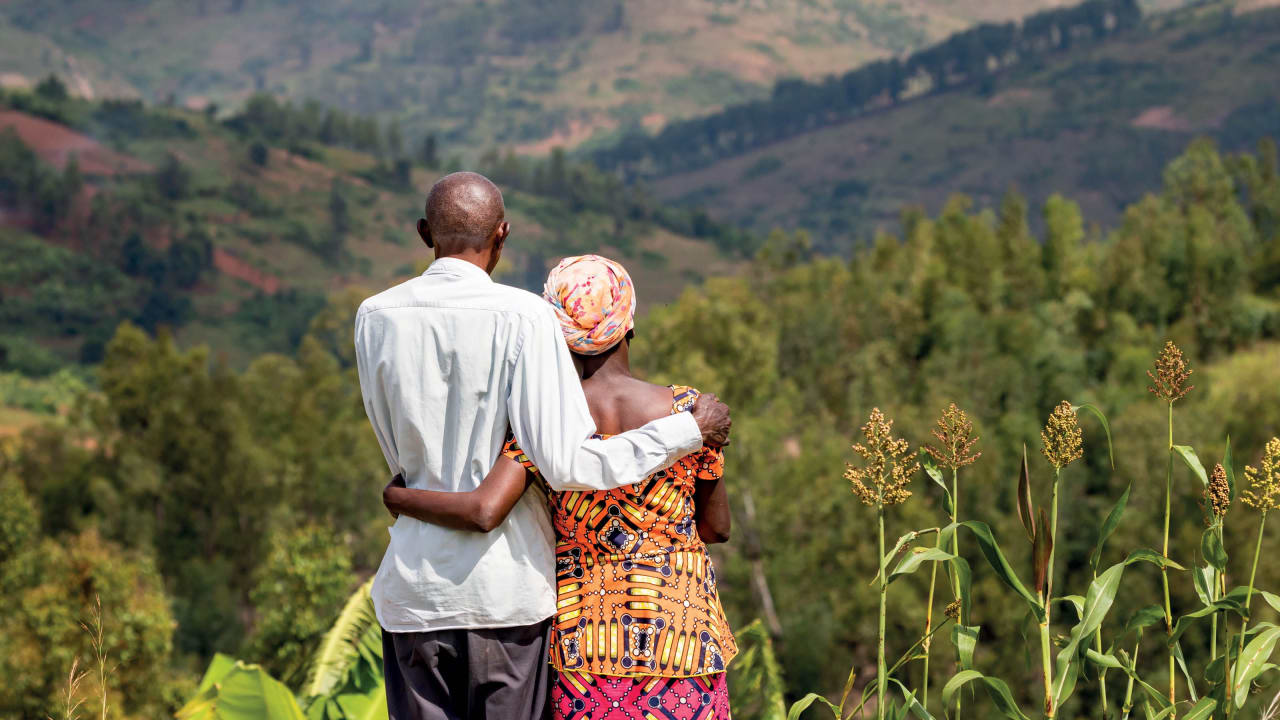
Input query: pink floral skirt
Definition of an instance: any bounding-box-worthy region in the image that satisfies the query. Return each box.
[552,670,731,719]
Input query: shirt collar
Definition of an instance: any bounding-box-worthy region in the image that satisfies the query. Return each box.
[424,257,493,283]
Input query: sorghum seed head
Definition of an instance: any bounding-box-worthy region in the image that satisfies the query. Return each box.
[944,598,962,621]
[1202,463,1231,524]
[1040,401,1084,470]
[924,402,982,471]
[1147,341,1194,403]
[845,407,919,508]
[1242,438,1280,512]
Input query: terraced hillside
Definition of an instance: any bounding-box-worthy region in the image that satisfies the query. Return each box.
[0,0,1142,152]
[644,1,1280,250]
[0,90,742,374]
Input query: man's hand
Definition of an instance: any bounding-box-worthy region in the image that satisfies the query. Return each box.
[690,392,732,448]
[383,474,407,518]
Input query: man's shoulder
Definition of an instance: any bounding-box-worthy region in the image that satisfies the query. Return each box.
[355,276,550,321]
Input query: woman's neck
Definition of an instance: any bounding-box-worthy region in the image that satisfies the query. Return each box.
[579,342,632,382]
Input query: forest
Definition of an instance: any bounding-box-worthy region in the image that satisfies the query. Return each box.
[3,134,1280,717]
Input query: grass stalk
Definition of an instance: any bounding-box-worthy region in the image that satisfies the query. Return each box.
[877,508,888,720]
[921,538,939,706]
[1161,401,1177,715]
[1122,639,1141,720]
[1235,510,1268,676]
[950,468,963,720]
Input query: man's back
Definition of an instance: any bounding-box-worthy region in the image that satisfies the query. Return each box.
[355,257,557,631]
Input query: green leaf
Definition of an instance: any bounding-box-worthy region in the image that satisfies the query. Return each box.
[889,678,935,720]
[1072,402,1114,469]
[1090,483,1131,571]
[1123,605,1167,640]
[1173,445,1209,487]
[1170,599,1245,647]
[1055,595,1086,620]
[1016,444,1035,542]
[951,555,973,623]
[960,520,1045,622]
[923,456,952,516]
[1262,591,1280,615]
[1173,641,1197,702]
[303,578,382,698]
[952,624,979,671]
[194,654,238,694]
[1087,651,1172,712]
[889,547,956,584]
[1200,530,1227,572]
[178,661,307,720]
[1233,625,1280,708]
[1192,565,1214,608]
[1125,548,1185,571]
[786,693,840,720]
[942,671,1030,720]
[1053,561,1126,704]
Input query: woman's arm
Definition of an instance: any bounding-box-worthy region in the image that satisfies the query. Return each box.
[693,447,731,543]
[383,455,532,532]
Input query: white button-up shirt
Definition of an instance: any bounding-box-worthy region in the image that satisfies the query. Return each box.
[355,258,703,632]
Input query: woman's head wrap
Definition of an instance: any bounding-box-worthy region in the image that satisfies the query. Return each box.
[543,254,636,355]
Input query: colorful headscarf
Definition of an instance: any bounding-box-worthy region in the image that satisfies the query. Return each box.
[543,254,636,355]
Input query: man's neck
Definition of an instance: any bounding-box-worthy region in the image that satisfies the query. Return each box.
[435,250,493,274]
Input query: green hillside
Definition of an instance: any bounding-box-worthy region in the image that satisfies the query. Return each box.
[630,1,1280,250]
[0,0,1167,153]
[0,87,742,377]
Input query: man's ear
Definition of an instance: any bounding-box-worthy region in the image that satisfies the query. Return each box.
[417,218,433,248]
[495,220,510,244]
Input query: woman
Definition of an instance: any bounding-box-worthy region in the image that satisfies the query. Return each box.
[383,254,737,719]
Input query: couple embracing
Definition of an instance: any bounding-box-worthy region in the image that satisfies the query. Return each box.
[354,172,738,719]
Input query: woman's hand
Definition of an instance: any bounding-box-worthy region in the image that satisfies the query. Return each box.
[383,474,407,518]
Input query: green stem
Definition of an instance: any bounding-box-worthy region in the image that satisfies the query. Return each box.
[1048,468,1061,618]
[1122,639,1140,720]
[1039,613,1055,718]
[922,535,939,706]
[877,508,887,720]
[846,620,954,720]
[1095,569,1109,716]
[1236,511,1268,672]
[1161,401,1177,716]
[951,468,963,720]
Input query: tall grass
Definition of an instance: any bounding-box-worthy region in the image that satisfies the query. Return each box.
[784,341,1280,719]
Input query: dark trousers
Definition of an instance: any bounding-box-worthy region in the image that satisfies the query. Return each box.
[382,620,554,720]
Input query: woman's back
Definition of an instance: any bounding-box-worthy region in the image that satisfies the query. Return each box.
[503,383,737,678]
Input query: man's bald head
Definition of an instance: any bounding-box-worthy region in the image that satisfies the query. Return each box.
[421,172,507,254]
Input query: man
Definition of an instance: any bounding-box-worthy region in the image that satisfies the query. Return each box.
[354,172,732,720]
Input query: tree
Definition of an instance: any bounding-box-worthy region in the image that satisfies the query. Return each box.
[35,74,68,102]
[156,152,192,201]
[249,140,270,167]
[243,525,354,687]
[419,134,439,169]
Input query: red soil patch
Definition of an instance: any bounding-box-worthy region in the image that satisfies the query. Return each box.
[0,110,153,176]
[1130,105,1193,132]
[213,248,281,295]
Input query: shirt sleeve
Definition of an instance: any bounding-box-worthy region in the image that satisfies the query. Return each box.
[507,306,703,492]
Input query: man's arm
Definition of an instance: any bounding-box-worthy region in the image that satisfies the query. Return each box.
[507,307,732,493]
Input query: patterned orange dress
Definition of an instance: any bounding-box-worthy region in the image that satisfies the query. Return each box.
[504,385,736,719]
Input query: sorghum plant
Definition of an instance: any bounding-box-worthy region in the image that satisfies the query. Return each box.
[920,403,981,710]
[1235,438,1280,709]
[1037,401,1084,719]
[847,408,919,720]
[1149,340,1193,712]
